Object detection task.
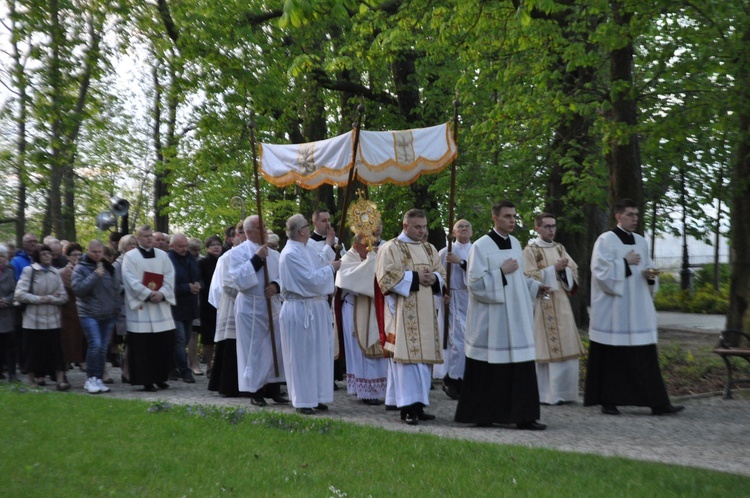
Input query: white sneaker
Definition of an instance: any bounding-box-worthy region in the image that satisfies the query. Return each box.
[96,377,111,393]
[84,377,102,394]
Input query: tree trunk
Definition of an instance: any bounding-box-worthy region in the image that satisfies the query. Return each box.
[152,63,168,233]
[547,111,602,328]
[726,28,750,332]
[297,78,332,218]
[392,51,445,248]
[608,1,643,230]
[9,0,27,246]
[48,0,65,239]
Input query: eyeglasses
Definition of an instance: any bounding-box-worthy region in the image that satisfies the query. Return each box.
[299,224,309,230]
[69,252,83,257]
[39,251,52,256]
[541,225,557,230]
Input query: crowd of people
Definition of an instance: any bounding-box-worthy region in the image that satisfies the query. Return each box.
[0,198,684,428]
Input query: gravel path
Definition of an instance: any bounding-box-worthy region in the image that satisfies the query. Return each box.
[55,366,750,477]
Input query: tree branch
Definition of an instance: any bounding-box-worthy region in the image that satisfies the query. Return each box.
[245,9,283,25]
[311,69,397,107]
[157,0,180,43]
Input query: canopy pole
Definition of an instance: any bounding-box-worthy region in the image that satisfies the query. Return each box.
[249,110,280,377]
[336,104,366,257]
[443,97,460,350]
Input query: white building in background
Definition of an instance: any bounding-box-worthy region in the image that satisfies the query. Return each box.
[649,232,729,272]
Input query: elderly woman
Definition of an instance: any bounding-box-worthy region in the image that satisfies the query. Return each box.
[58,242,86,374]
[14,244,69,390]
[0,244,18,381]
[113,234,137,382]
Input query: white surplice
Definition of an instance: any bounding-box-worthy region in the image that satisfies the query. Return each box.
[589,230,658,346]
[213,249,238,342]
[436,241,471,380]
[279,240,336,408]
[335,247,387,400]
[465,233,540,364]
[230,240,285,393]
[121,248,176,333]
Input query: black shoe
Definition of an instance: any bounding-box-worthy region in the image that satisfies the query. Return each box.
[250,397,268,407]
[169,370,179,381]
[297,407,314,415]
[517,421,547,431]
[442,383,460,400]
[404,414,419,425]
[476,422,493,428]
[417,410,436,421]
[315,403,329,411]
[385,404,399,411]
[651,404,685,416]
[183,373,196,384]
[121,375,130,384]
[156,382,170,389]
[142,384,157,392]
[601,405,621,415]
[363,399,383,406]
[270,394,289,404]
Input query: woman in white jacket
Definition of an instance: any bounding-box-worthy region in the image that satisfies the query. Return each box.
[14,244,69,390]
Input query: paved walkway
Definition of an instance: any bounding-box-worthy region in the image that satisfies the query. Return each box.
[657,311,726,334]
[49,312,750,477]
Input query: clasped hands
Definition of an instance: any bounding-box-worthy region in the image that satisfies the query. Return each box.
[418,268,437,286]
[149,291,165,303]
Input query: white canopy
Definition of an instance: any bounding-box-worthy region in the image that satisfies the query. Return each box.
[259,122,457,188]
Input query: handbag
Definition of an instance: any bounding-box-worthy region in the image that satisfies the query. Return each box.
[16,268,35,313]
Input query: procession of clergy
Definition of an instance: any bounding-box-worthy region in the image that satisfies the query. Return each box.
[125,197,684,429]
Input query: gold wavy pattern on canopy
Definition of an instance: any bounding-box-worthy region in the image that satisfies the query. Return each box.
[259,122,456,189]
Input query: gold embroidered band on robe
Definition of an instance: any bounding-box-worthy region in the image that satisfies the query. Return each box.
[375,239,445,364]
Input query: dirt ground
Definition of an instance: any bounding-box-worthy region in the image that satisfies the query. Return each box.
[577,328,748,397]
[651,329,745,397]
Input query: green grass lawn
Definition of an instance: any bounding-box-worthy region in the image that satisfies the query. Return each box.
[1,386,748,497]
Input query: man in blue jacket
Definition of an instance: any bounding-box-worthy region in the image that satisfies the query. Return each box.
[10,233,37,283]
[168,233,201,384]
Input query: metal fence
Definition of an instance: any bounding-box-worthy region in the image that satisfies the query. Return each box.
[653,255,729,270]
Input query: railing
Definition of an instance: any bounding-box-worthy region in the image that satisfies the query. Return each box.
[653,255,729,270]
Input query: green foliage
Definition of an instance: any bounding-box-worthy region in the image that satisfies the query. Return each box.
[694,264,731,288]
[654,273,730,314]
[0,0,742,265]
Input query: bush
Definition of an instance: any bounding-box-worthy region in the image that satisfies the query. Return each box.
[654,270,729,314]
[694,263,730,288]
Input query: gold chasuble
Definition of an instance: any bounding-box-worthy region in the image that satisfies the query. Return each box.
[375,238,445,364]
[522,240,585,363]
